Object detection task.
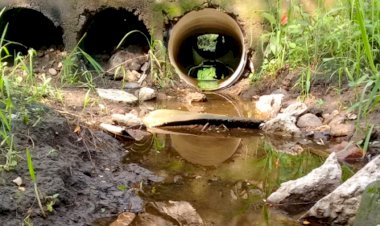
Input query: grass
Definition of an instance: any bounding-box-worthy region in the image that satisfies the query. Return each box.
[259,0,380,128]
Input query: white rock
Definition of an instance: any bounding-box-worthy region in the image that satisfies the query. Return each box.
[255,94,284,120]
[112,113,143,127]
[282,102,308,116]
[48,68,58,76]
[12,177,23,186]
[100,123,125,136]
[303,155,380,225]
[96,88,138,104]
[138,87,156,102]
[267,153,341,213]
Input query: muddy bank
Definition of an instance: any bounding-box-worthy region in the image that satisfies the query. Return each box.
[0,106,162,225]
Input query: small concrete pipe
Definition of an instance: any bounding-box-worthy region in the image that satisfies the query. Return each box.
[168,8,247,90]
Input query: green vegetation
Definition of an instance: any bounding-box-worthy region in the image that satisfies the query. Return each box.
[259,0,379,121]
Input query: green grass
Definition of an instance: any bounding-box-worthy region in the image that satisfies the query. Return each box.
[259,0,380,125]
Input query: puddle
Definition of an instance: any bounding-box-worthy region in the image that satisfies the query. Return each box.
[117,94,335,225]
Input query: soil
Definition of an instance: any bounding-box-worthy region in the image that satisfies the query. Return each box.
[0,107,162,226]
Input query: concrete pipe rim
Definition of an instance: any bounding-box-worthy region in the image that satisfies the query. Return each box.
[168,8,247,91]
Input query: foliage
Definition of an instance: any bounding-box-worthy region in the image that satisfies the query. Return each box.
[259,0,380,119]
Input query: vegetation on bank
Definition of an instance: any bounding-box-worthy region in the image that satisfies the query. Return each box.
[258,0,379,124]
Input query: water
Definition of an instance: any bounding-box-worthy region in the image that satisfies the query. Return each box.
[122,94,329,225]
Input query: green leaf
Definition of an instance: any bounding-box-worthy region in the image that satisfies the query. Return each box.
[262,12,277,26]
[26,148,36,182]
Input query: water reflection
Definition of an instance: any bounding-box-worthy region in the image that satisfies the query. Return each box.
[171,133,241,166]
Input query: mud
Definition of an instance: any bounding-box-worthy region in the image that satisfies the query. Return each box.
[0,106,162,226]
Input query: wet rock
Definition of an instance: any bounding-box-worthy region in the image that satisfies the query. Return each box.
[303,155,380,225]
[96,88,138,104]
[329,114,355,137]
[261,114,301,137]
[328,141,363,163]
[112,113,143,127]
[185,92,207,104]
[261,102,307,137]
[138,87,157,102]
[110,212,136,226]
[148,201,204,226]
[267,153,341,214]
[125,129,151,142]
[255,94,284,120]
[353,181,380,226]
[296,113,322,129]
[48,68,58,76]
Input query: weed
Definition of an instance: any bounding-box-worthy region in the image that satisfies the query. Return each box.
[26,148,46,217]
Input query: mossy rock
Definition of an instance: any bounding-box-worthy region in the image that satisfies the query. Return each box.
[353,181,380,226]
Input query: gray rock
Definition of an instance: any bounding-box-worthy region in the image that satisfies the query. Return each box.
[303,155,380,225]
[297,113,322,128]
[112,113,143,127]
[255,94,284,120]
[261,102,307,137]
[138,87,157,102]
[353,181,380,226]
[267,153,341,213]
[96,88,138,104]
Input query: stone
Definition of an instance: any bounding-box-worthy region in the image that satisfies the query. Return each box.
[260,113,301,137]
[328,141,363,163]
[275,142,304,155]
[282,102,308,116]
[48,68,58,76]
[138,87,157,102]
[296,113,322,128]
[329,115,355,137]
[353,181,380,226]
[96,88,138,104]
[255,94,284,120]
[303,155,380,225]
[125,70,141,82]
[107,47,148,77]
[112,113,143,127]
[110,212,136,226]
[185,92,207,104]
[148,201,204,226]
[267,153,341,214]
[100,123,125,136]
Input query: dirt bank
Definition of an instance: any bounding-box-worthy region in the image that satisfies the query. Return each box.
[0,105,162,226]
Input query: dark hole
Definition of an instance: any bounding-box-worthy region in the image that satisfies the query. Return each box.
[0,8,64,56]
[177,33,242,81]
[78,8,151,56]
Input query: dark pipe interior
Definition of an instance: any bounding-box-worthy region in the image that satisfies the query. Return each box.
[0,8,64,55]
[178,33,242,80]
[79,8,151,55]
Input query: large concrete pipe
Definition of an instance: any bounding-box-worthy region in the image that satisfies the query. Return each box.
[168,8,247,91]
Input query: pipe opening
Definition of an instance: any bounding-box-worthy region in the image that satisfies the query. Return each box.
[168,8,247,91]
[78,8,151,56]
[0,8,64,56]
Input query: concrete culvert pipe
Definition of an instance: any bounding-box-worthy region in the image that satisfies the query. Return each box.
[0,8,64,55]
[168,8,247,91]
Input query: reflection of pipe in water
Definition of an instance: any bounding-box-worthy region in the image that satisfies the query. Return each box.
[171,134,241,167]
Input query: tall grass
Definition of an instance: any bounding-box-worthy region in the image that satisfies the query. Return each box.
[260,0,379,120]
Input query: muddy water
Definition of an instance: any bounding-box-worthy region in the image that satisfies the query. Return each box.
[122,94,328,225]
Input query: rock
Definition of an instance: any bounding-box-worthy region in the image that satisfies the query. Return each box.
[329,115,355,137]
[125,129,151,142]
[100,123,125,136]
[260,113,301,137]
[282,102,308,116]
[107,47,148,77]
[125,70,141,82]
[96,88,138,104]
[135,213,175,226]
[328,141,363,163]
[353,181,380,226]
[12,177,23,186]
[303,155,380,225]
[138,87,157,102]
[48,68,58,76]
[148,201,204,226]
[296,113,322,129]
[185,92,207,104]
[112,113,143,127]
[275,142,304,155]
[110,212,136,226]
[255,94,284,120]
[267,153,341,214]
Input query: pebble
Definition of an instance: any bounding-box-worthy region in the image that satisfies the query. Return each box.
[48,68,58,76]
